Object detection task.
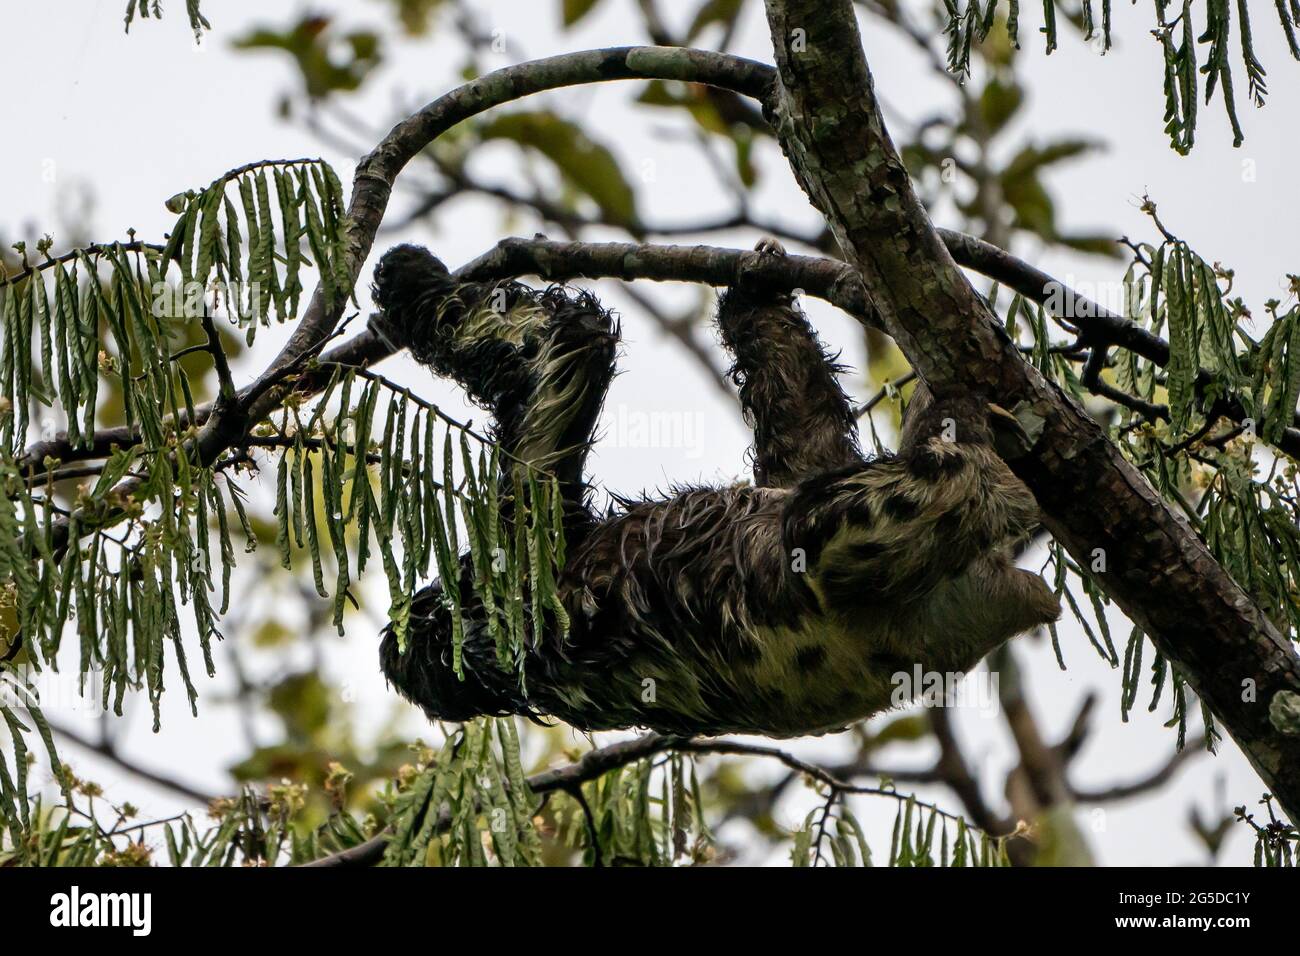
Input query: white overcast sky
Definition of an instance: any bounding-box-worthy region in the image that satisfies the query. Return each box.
[2,1,1298,865]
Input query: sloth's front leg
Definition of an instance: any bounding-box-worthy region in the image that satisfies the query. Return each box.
[715,240,864,488]
[785,398,1056,616]
[370,243,619,508]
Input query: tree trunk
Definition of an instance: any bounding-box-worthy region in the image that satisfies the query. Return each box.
[762,0,1300,822]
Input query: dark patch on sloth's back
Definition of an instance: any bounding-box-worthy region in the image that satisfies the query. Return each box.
[794,644,829,673]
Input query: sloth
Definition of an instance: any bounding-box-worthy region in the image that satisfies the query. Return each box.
[369,241,1060,738]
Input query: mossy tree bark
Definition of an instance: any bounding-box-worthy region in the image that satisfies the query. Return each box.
[762,0,1300,822]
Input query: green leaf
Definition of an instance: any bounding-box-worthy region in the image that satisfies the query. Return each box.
[233,18,382,98]
[685,0,745,42]
[561,0,604,26]
[480,111,638,230]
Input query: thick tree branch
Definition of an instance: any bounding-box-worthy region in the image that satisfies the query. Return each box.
[462,236,1300,456]
[458,236,878,322]
[762,0,1300,822]
[28,233,1296,471]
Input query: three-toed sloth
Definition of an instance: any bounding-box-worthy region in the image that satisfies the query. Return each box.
[369,241,1059,738]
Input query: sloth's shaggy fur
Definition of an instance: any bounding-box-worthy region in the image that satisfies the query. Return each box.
[372,243,1060,737]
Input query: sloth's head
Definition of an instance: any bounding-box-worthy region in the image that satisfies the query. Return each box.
[372,244,450,310]
[899,381,1031,458]
[369,244,456,352]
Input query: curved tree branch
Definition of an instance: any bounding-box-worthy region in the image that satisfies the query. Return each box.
[263,46,773,388]
[29,46,774,563]
[1071,745,1201,804]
